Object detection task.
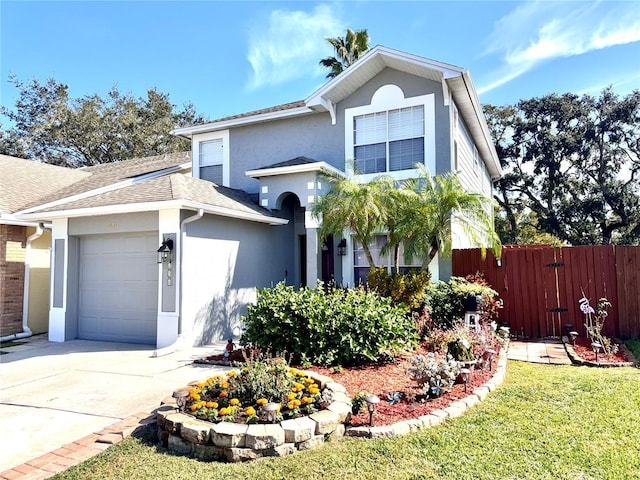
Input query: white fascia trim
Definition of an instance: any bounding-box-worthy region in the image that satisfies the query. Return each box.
[171,106,316,138]
[306,45,465,106]
[15,162,192,216]
[0,215,51,228]
[246,161,345,179]
[17,200,288,226]
[459,72,502,178]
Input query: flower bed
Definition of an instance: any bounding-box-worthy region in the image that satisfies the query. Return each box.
[564,337,636,367]
[158,347,508,461]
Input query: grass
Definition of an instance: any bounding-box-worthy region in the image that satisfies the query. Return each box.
[52,361,640,480]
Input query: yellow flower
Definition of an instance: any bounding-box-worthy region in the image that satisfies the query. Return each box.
[245,406,256,416]
[302,397,313,404]
[256,398,268,406]
[219,407,231,416]
[206,401,218,409]
[309,387,319,395]
[289,368,299,376]
[229,398,240,406]
[294,382,304,390]
[227,370,237,378]
[287,401,296,410]
[287,393,297,401]
[304,378,315,385]
[221,382,230,389]
[190,392,201,401]
[293,399,301,407]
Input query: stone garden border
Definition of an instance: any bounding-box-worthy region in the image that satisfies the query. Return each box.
[562,337,637,368]
[158,348,509,462]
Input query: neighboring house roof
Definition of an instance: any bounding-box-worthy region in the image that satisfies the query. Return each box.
[18,151,191,211]
[14,152,286,225]
[172,45,501,179]
[0,155,90,215]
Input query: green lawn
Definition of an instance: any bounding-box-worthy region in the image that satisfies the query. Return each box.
[53,361,640,480]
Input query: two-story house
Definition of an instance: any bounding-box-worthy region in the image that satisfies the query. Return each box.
[13,45,500,350]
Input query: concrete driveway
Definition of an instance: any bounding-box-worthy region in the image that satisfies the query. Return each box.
[0,335,229,472]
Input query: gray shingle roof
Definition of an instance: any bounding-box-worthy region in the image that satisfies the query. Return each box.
[0,155,90,214]
[209,100,305,124]
[18,151,190,210]
[255,156,318,170]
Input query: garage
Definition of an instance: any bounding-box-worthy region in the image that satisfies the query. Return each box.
[78,233,158,344]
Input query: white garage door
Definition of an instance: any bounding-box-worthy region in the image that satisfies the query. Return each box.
[78,233,158,344]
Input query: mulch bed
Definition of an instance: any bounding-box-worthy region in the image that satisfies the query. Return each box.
[307,346,497,427]
[195,345,500,427]
[569,337,633,365]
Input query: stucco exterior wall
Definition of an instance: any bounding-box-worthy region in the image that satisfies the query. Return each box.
[181,213,294,345]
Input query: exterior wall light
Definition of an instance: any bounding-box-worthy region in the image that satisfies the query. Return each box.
[337,238,347,256]
[157,238,174,264]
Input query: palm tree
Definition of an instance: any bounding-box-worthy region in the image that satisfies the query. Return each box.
[312,171,390,267]
[319,29,370,79]
[398,165,502,270]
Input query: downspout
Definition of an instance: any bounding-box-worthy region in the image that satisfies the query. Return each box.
[152,209,204,357]
[1,223,46,342]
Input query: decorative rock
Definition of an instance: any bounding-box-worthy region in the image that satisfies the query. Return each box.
[155,405,176,429]
[226,447,260,462]
[328,401,352,423]
[163,412,190,434]
[211,422,248,448]
[461,395,480,409]
[308,373,333,389]
[484,380,498,392]
[430,409,449,421]
[403,418,424,432]
[280,417,315,443]
[473,386,490,401]
[297,434,325,450]
[418,414,439,427]
[310,410,341,434]
[328,423,346,441]
[193,444,225,462]
[369,425,396,438]
[168,434,192,455]
[331,391,352,405]
[245,424,285,450]
[181,420,211,444]
[444,402,466,418]
[269,443,297,457]
[390,421,411,436]
[326,381,346,393]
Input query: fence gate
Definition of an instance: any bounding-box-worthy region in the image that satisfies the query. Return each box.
[452,245,627,339]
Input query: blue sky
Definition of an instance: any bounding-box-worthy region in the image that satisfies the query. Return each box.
[1,1,639,122]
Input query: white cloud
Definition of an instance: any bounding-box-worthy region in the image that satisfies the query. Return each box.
[246,4,344,90]
[479,1,640,94]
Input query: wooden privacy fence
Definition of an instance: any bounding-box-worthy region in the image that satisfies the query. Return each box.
[452,245,640,340]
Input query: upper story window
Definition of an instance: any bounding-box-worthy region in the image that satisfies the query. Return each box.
[345,85,435,181]
[353,106,424,174]
[192,130,229,186]
[199,139,223,184]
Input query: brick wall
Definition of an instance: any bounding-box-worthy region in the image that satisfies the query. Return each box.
[0,224,26,337]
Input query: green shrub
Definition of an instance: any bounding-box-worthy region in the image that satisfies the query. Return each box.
[367,267,431,310]
[241,282,417,367]
[424,274,501,329]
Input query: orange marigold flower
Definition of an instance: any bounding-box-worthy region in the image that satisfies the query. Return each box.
[190,393,201,401]
[205,401,217,409]
[304,378,315,385]
[219,407,231,416]
[287,401,296,410]
[229,398,240,406]
[293,399,301,407]
[302,397,313,404]
[256,398,268,405]
[245,406,256,416]
[219,391,229,398]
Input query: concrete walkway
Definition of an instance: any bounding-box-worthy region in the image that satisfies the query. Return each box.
[0,335,230,478]
[0,335,572,480]
[507,338,572,365]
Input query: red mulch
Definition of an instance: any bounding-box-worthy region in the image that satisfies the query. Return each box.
[307,346,497,427]
[571,337,628,363]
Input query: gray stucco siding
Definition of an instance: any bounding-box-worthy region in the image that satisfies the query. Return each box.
[335,68,452,176]
[181,214,294,344]
[228,112,343,194]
